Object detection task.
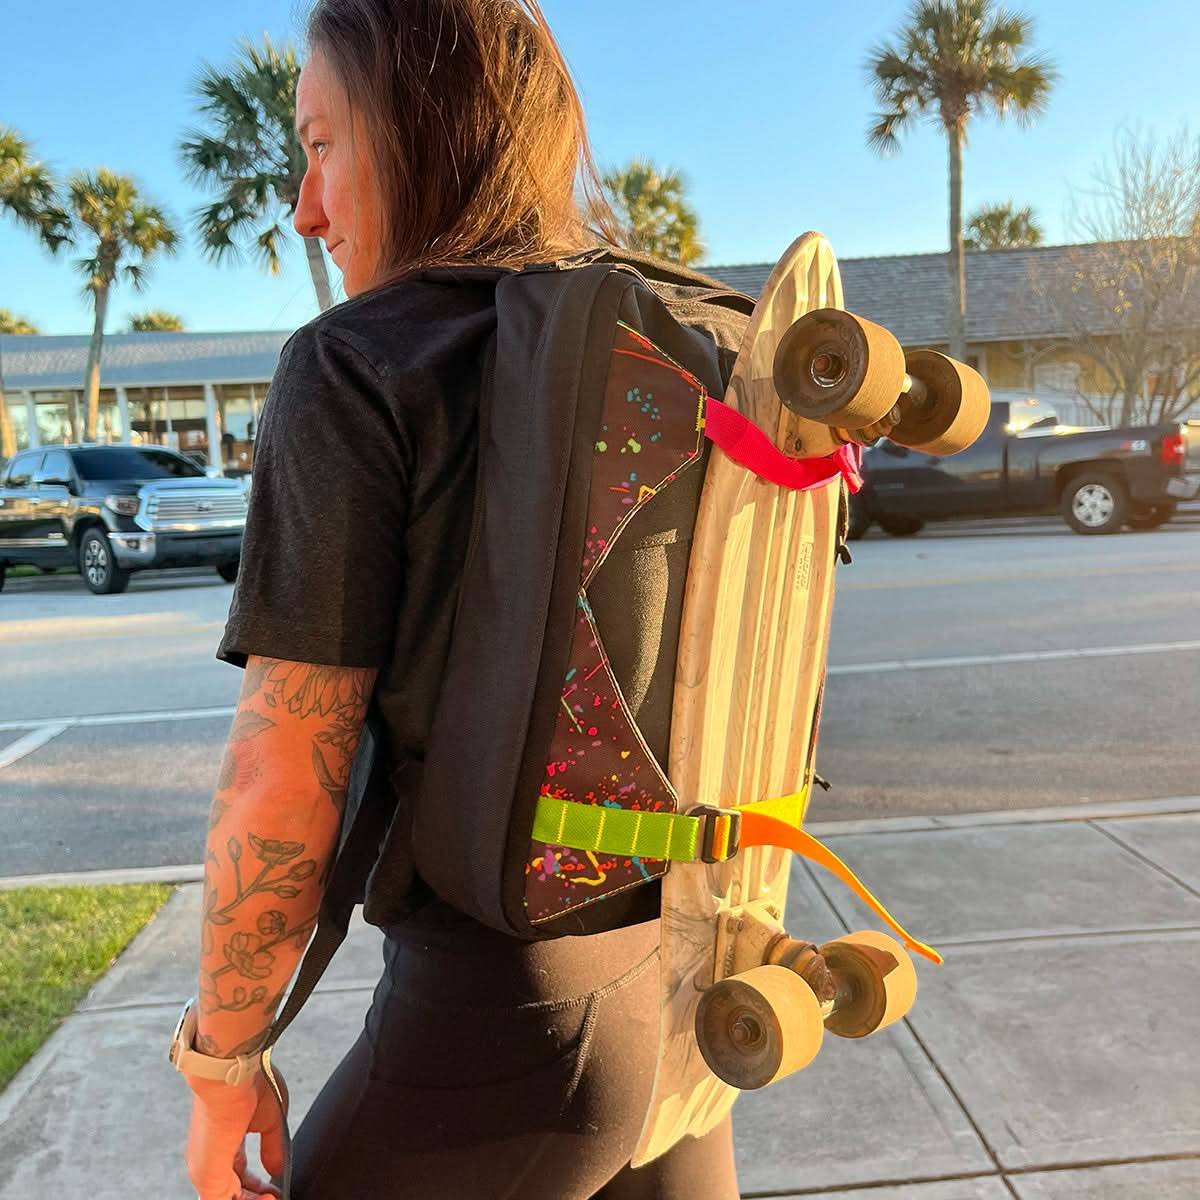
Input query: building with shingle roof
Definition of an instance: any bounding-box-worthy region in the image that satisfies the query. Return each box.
[706,240,1200,426]
[3,240,1196,465]
[0,329,286,468]
[0,330,289,392]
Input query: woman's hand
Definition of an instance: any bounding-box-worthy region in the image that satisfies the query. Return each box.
[185,1070,288,1200]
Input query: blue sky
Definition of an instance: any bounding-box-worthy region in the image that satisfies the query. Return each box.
[3,0,1197,335]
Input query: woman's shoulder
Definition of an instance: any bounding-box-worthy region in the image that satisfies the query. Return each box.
[287,275,498,382]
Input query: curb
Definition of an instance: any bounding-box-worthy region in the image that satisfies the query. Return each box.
[3,798,1196,890]
[0,863,204,892]
[805,795,1200,838]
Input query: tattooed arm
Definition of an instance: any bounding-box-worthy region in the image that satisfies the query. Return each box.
[198,654,373,1053]
[184,654,374,1200]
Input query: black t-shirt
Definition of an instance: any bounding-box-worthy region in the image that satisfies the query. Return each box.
[219,277,497,839]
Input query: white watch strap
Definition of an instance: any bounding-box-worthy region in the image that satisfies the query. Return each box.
[169,1003,261,1085]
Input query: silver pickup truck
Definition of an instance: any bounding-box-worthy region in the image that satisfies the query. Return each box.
[0,443,247,594]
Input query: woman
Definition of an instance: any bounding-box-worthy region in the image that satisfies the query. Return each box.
[176,2,741,1198]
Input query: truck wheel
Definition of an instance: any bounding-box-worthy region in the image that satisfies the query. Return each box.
[217,559,240,583]
[78,529,131,594]
[1061,473,1128,535]
[1126,504,1175,531]
[877,515,925,537]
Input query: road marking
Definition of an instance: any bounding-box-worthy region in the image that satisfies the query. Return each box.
[0,705,236,735]
[0,612,224,642]
[840,560,1200,591]
[2,641,1200,733]
[828,639,1200,676]
[0,723,71,768]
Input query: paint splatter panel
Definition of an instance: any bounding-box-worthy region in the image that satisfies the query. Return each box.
[525,323,708,923]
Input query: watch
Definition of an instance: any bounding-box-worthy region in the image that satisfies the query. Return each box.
[168,1000,262,1086]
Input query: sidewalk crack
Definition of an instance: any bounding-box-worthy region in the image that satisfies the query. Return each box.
[1090,821,1200,900]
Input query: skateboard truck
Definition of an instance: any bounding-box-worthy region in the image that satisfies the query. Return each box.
[691,805,742,863]
[773,308,990,458]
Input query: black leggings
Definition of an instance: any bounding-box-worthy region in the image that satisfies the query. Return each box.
[291,907,740,1199]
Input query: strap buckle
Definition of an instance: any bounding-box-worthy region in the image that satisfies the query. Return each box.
[691,805,742,864]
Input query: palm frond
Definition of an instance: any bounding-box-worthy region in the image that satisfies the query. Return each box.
[867,109,912,156]
[986,58,1058,124]
[253,221,288,275]
[982,11,1031,57]
[178,35,304,274]
[193,201,246,261]
[1,127,72,251]
[0,308,41,334]
[74,255,105,296]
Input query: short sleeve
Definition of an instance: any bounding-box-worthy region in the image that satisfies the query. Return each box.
[218,324,412,669]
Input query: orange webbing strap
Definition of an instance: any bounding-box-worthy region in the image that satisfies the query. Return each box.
[734,809,944,965]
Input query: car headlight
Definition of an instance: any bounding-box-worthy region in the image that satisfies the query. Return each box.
[104,494,140,516]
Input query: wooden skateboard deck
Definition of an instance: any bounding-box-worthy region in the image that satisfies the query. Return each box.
[633,232,847,1164]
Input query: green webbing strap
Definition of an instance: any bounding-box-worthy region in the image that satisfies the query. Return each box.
[531,787,809,863]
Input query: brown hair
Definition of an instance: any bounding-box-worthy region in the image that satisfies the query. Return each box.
[306,0,615,281]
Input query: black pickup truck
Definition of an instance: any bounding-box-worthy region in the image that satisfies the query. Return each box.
[850,397,1200,537]
[0,443,247,593]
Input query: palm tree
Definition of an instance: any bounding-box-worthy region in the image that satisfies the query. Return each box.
[180,36,334,312]
[965,201,1043,249]
[601,158,704,266]
[0,310,41,335]
[68,169,179,441]
[127,310,186,332]
[1,127,70,458]
[867,1,1056,360]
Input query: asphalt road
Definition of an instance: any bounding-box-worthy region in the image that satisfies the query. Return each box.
[2,513,1198,876]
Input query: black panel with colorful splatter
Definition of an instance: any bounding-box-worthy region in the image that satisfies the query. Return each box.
[525,322,709,923]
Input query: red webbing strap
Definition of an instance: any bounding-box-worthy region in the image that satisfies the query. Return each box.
[703,397,864,493]
[737,811,943,965]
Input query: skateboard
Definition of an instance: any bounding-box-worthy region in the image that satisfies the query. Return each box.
[631,232,990,1165]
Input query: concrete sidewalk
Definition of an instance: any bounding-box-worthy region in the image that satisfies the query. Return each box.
[2,797,1198,1198]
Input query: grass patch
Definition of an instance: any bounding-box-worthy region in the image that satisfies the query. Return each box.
[0,884,172,1091]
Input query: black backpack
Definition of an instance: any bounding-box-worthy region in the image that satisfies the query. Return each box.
[414,250,757,938]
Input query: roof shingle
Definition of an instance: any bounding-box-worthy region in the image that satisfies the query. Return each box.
[0,330,289,390]
[703,240,1200,346]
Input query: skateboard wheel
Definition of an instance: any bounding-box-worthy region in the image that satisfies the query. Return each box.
[889,351,990,455]
[773,309,906,429]
[694,964,824,1089]
[819,930,917,1039]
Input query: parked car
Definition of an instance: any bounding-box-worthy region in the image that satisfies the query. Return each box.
[0,444,247,594]
[849,399,1200,537]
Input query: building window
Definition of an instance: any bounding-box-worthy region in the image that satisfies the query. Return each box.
[215,383,260,473]
[96,388,121,442]
[126,387,170,447]
[32,391,79,444]
[3,394,31,452]
[1034,362,1081,394]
